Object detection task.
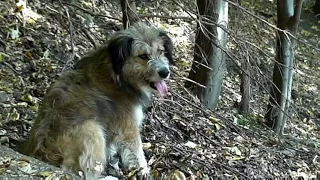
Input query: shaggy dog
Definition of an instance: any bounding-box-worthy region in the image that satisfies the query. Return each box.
[24,22,173,179]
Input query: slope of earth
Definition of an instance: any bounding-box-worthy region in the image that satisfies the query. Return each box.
[0,145,81,179]
[0,0,319,179]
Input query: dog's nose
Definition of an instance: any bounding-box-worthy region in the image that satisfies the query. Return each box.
[158,68,170,78]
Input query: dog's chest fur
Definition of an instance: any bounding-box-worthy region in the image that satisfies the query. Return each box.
[134,105,144,126]
[92,84,147,130]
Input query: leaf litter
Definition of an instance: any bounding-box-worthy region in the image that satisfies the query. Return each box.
[0,0,319,179]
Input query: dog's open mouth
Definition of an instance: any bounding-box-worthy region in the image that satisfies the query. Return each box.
[150,80,168,97]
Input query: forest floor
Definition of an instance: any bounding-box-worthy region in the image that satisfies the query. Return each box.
[0,0,320,179]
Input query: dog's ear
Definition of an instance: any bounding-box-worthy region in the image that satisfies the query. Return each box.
[158,31,174,65]
[108,36,134,75]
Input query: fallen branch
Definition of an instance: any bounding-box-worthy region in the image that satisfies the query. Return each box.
[63,1,194,22]
[3,61,20,75]
[139,14,193,20]
[81,28,97,49]
[62,2,121,21]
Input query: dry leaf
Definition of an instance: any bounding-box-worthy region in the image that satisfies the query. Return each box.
[39,171,53,177]
[184,141,197,149]
[15,0,26,13]
[169,169,186,180]
[143,142,152,149]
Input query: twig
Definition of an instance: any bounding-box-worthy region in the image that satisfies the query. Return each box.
[156,98,184,109]
[171,89,245,137]
[63,1,194,22]
[157,102,182,116]
[197,131,221,147]
[58,0,75,71]
[160,121,185,140]
[180,77,206,89]
[163,142,252,179]
[139,14,194,20]
[169,0,319,54]
[3,62,20,75]
[170,9,296,122]
[62,1,121,21]
[81,28,97,49]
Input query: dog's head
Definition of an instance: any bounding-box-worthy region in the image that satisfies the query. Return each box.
[107,22,173,97]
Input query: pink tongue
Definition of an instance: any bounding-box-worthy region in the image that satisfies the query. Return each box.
[154,80,168,97]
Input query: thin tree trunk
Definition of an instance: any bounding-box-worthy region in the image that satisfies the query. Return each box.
[314,0,320,16]
[186,0,216,95]
[265,0,304,134]
[120,0,139,29]
[239,58,251,114]
[186,0,228,110]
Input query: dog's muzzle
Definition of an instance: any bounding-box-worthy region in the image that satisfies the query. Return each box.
[149,67,170,97]
[158,68,170,78]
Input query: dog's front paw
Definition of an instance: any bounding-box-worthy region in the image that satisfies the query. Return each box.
[138,166,150,176]
[133,166,152,180]
[107,161,123,177]
[126,166,152,180]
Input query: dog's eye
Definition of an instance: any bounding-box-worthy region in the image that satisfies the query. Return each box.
[138,54,150,60]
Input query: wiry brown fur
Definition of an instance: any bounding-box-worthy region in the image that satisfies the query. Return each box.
[24,22,173,179]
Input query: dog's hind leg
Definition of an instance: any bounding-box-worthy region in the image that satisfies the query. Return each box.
[57,120,107,180]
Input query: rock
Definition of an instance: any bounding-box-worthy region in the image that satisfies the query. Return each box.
[0,145,82,179]
[0,91,11,103]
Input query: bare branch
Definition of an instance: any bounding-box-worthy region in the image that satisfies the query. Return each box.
[59,0,75,71]
[62,1,122,21]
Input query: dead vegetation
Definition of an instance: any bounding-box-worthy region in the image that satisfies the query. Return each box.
[0,0,319,179]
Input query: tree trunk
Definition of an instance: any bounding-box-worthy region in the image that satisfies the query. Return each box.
[239,59,251,114]
[314,0,320,16]
[185,0,228,110]
[120,0,139,29]
[265,0,304,134]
